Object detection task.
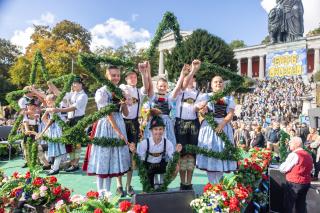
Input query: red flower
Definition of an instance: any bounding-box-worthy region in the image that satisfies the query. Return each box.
[119,200,132,212]
[157,97,165,102]
[12,172,19,179]
[48,176,57,184]
[203,183,213,193]
[141,205,149,213]
[229,197,240,212]
[221,191,228,199]
[94,208,103,213]
[223,200,229,206]
[216,99,225,105]
[32,177,43,187]
[262,174,268,181]
[25,171,31,179]
[10,188,22,197]
[61,189,71,200]
[52,186,62,196]
[86,190,99,199]
[132,204,141,213]
[0,208,4,213]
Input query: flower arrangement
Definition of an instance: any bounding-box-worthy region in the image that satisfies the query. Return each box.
[190,148,272,213]
[0,171,71,211]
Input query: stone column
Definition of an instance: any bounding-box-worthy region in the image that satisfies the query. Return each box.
[259,55,265,79]
[237,58,241,75]
[158,50,164,75]
[314,48,320,73]
[247,57,253,78]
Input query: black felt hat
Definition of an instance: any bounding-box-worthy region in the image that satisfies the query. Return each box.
[149,116,165,129]
[26,98,37,106]
[73,76,83,84]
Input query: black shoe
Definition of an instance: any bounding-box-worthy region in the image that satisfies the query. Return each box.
[47,170,59,176]
[180,183,187,190]
[116,187,126,197]
[185,184,193,190]
[126,186,135,196]
[42,165,51,170]
[21,162,28,168]
[65,165,79,172]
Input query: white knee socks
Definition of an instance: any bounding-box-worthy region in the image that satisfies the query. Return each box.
[105,178,111,192]
[53,156,62,171]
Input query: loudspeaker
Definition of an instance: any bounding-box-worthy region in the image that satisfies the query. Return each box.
[269,167,286,213]
[132,190,195,213]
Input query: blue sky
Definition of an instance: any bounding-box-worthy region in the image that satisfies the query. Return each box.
[0,0,319,52]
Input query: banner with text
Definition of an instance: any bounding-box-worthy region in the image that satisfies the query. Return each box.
[266,48,307,78]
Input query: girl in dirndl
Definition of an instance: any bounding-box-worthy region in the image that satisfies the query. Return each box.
[38,94,67,175]
[87,66,131,197]
[143,78,176,145]
[196,76,237,183]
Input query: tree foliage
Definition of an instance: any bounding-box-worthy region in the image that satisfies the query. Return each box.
[307,23,320,37]
[229,40,246,49]
[261,35,270,45]
[165,29,237,85]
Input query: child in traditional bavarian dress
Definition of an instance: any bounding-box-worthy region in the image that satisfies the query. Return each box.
[37,94,67,175]
[87,66,131,197]
[137,116,182,189]
[196,76,237,184]
[22,99,50,169]
[118,62,151,196]
[171,60,201,190]
[143,78,176,145]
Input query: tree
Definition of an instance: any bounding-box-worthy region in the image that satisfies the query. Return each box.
[0,38,21,78]
[52,20,92,52]
[307,23,320,37]
[229,40,246,49]
[261,35,270,45]
[0,38,20,104]
[165,29,237,85]
[9,56,31,87]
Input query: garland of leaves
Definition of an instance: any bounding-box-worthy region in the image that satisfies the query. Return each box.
[5,90,28,111]
[185,112,241,161]
[78,53,134,101]
[89,137,127,147]
[133,152,180,193]
[7,114,23,144]
[29,50,49,84]
[25,137,38,168]
[48,74,76,107]
[279,130,290,162]
[146,11,183,59]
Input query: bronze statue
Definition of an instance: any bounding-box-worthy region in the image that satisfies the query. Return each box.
[268,0,304,43]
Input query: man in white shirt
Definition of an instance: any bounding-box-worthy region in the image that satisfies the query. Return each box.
[48,76,88,172]
[118,62,151,196]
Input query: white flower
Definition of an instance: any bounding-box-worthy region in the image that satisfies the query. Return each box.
[32,193,39,200]
[70,194,86,204]
[55,200,64,210]
[40,191,46,197]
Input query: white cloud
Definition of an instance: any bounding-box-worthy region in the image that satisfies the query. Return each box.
[260,0,320,35]
[90,18,151,51]
[10,27,34,52]
[10,12,56,53]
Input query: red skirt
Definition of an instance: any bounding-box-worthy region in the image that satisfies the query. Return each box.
[82,122,98,171]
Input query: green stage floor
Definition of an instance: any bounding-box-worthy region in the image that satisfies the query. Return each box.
[0,148,208,197]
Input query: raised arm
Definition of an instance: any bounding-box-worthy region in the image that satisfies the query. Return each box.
[146,61,154,98]
[182,60,201,90]
[139,61,150,94]
[47,82,61,96]
[171,64,189,99]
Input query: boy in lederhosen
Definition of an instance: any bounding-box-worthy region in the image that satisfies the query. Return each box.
[172,60,202,190]
[136,116,182,189]
[119,61,151,196]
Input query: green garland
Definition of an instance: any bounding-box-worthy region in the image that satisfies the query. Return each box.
[8,115,23,144]
[78,53,134,101]
[279,130,290,162]
[5,90,28,111]
[29,50,49,84]
[134,152,180,193]
[48,74,76,107]
[146,11,183,59]
[25,137,38,168]
[89,137,127,147]
[185,112,241,161]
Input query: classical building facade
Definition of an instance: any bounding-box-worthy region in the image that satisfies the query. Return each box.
[234,35,320,79]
